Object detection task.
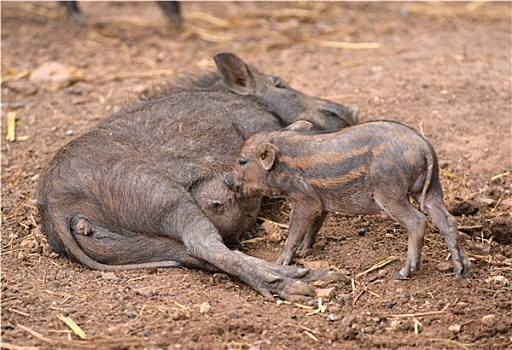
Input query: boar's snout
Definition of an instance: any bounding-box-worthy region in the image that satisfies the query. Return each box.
[319,101,359,129]
[310,100,359,130]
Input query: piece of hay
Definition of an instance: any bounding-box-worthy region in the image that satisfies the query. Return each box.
[57,314,87,340]
[6,112,16,142]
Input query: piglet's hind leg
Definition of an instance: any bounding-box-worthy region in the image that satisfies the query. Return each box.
[422,187,471,279]
[375,194,428,279]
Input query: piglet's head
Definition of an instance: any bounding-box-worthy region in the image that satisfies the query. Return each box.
[225,141,278,199]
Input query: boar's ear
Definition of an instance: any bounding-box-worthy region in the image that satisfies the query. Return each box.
[257,143,278,171]
[284,120,314,132]
[214,52,257,95]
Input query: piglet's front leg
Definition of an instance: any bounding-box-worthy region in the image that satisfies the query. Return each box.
[276,199,324,265]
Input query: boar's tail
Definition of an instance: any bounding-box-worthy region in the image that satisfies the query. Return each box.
[420,147,436,212]
[51,211,182,271]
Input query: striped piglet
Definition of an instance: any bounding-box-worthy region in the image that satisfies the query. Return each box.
[225,120,471,280]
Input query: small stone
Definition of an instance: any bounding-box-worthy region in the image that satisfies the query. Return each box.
[64,87,83,95]
[316,287,335,301]
[340,315,355,327]
[30,61,77,91]
[378,269,388,277]
[456,301,469,308]
[17,251,28,261]
[303,260,330,270]
[199,301,211,314]
[66,129,75,136]
[475,196,495,206]
[389,320,401,330]
[449,324,462,333]
[20,238,37,249]
[101,272,118,281]
[450,201,479,216]
[124,309,137,318]
[325,330,338,341]
[337,293,352,304]
[135,287,157,297]
[486,275,510,286]
[71,96,89,105]
[496,321,509,334]
[211,273,227,285]
[384,301,397,309]
[5,80,39,95]
[327,314,339,321]
[482,314,496,327]
[170,310,187,320]
[490,222,512,245]
[340,327,358,340]
[436,262,453,273]
[357,227,367,236]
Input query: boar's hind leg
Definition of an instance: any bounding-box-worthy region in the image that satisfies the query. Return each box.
[70,215,219,271]
[375,194,428,279]
[422,186,471,279]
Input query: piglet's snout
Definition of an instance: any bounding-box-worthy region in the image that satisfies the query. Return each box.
[224,173,242,197]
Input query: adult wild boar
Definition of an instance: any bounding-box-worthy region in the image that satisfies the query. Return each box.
[37,52,357,300]
[225,120,471,280]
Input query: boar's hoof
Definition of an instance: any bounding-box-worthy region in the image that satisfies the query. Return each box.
[303,270,348,284]
[282,281,316,303]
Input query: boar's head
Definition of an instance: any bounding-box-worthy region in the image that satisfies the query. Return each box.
[214,52,358,131]
[192,175,261,246]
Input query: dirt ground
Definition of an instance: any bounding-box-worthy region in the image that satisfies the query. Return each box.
[2,2,511,349]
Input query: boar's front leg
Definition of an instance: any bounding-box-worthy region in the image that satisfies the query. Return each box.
[179,216,342,301]
[276,199,324,265]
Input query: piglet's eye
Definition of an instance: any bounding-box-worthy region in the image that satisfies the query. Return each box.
[238,157,248,166]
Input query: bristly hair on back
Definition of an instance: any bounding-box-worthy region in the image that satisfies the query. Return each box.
[139,71,226,101]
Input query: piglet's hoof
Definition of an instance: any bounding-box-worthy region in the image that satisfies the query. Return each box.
[395,269,411,280]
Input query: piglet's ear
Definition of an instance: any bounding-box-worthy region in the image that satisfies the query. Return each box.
[284,120,314,132]
[257,143,278,171]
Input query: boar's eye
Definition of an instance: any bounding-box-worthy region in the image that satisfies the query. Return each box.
[238,157,248,167]
[206,200,223,211]
[272,77,288,89]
